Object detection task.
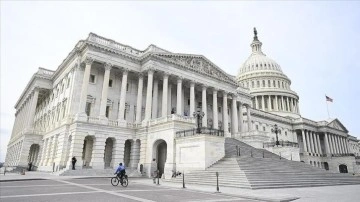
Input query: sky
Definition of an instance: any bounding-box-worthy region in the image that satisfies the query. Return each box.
[1,1,360,162]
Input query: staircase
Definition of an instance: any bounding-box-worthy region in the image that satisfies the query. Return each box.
[168,138,360,189]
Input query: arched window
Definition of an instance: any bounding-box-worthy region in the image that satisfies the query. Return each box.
[252,81,254,88]
[268,80,271,87]
[262,80,265,87]
[257,81,260,88]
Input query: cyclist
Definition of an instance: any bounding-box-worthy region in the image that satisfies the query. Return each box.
[114,163,126,185]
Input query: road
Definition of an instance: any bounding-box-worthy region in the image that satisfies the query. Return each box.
[0,178,262,202]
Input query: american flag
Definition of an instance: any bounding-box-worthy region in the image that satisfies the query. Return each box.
[325,95,333,102]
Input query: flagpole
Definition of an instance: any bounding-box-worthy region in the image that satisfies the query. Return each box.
[325,94,330,119]
[326,100,330,119]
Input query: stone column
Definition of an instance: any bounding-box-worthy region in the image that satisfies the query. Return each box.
[152,79,159,118]
[313,132,319,154]
[344,138,349,153]
[144,70,154,121]
[189,81,195,118]
[27,88,39,130]
[328,134,333,154]
[305,130,311,154]
[330,134,336,154]
[246,105,252,132]
[213,89,218,129]
[176,78,182,115]
[99,64,112,121]
[275,95,279,111]
[76,57,93,120]
[302,130,308,153]
[334,135,340,154]
[338,136,344,154]
[202,85,207,127]
[341,137,346,154]
[162,73,169,117]
[223,92,229,135]
[268,95,271,111]
[255,96,259,109]
[238,103,244,132]
[136,74,144,123]
[261,96,265,110]
[281,96,285,111]
[168,83,172,114]
[324,133,331,155]
[129,140,140,169]
[316,134,322,155]
[90,136,106,169]
[118,69,129,122]
[231,97,238,135]
[286,97,290,111]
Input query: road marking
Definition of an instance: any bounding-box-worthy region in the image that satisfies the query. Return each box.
[55,179,155,202]
[0,191,103,198]
[188,198,247,202]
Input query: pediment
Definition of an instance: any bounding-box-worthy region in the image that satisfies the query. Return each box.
[154,53,238,86]
[327,119,348,133]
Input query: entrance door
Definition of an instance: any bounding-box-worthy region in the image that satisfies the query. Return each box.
[339,164,348,173]
[156,141,167,177]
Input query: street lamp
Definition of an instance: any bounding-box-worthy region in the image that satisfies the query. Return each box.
[271,124,281,146]
[193,109,205,134]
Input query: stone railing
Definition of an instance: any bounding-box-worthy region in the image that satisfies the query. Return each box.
[176,127,224,138]
[108,120,118,127]
[263,141,299,148]
[87,33,143,57]
[148,114,195,127]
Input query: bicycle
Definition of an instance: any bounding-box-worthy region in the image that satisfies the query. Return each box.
[111,173,128,187]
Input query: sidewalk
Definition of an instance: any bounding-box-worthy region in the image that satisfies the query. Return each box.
[1,171,359,202]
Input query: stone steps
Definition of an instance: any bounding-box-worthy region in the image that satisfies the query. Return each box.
[167,138,360,189]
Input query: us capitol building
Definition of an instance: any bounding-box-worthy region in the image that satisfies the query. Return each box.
[5,29,360,180]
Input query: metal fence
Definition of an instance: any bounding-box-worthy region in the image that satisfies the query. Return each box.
[263,141,299,148]
[176,128,224,138]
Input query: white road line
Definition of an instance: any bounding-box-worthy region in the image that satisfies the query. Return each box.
[54,179,155,202]
[188,198,246,202]
[0,191,102,198]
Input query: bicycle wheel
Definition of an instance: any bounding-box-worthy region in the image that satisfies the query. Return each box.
[111,177,119,186]
[121,178,128,187]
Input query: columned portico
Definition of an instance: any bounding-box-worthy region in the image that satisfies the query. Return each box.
[189,81,195,117]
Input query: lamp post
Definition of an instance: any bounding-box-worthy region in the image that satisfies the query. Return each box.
[193,109,205,134]
[271,124,281,146]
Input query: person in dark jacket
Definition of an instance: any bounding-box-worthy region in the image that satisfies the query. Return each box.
[72,156,77,170]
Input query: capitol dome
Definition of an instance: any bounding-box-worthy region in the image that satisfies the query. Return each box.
[237,28,300,118]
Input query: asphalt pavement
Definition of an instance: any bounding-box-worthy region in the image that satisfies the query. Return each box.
[0,178,261,202]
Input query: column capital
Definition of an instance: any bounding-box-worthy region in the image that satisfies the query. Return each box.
[177,77,183,83]
[162,71,170,78]
[213,88,218,93]
[104,63,112,71]
[202,85,207,90]
[122,68,129,75]
[84,57,94,65]
[137,72,144,79]
[147,69,155,75]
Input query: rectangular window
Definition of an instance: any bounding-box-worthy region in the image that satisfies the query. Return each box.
[89,75,95,83]
[85,103,91,116]
[263,126,266,131]
[126,83,129,91]
[188,99,190,105]
[218,106,221,113]
[105,106,110,118]
[256,125,259,130]
[109,79,113,87]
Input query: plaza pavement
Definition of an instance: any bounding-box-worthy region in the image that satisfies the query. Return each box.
[0,171,359,202]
